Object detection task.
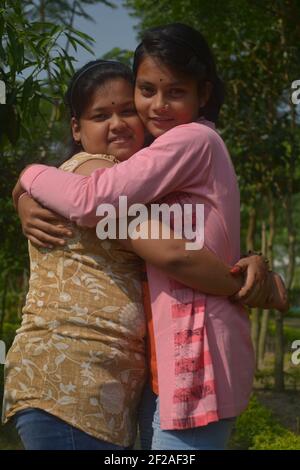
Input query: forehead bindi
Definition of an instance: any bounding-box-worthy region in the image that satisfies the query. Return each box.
[90,99,134,113]
[137,57,189,87]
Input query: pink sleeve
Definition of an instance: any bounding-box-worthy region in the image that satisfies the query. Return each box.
[20,124,211,227]
[21,165,53,193]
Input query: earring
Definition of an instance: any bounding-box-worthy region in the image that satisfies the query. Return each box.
[75,140,81,146]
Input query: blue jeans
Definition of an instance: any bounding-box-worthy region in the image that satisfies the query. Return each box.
[14,408,127,450]
[138,384,235,450]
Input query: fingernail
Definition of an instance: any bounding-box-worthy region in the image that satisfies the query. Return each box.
[47,245,53,249]
[67,232,73,237]
[59,240,65,245]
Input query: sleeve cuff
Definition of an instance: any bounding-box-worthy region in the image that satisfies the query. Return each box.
[20,164,50,196]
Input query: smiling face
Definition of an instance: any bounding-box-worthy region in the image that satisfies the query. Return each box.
[134,55,209,138]
[72,78,145,161]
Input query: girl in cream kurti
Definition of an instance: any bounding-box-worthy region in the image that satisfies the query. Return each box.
[3,60,149,449]
[3,152,147,448]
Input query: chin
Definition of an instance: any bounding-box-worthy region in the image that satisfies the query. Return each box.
[115,151,132,162]
[150,128,166,138]
[149,123,173,138]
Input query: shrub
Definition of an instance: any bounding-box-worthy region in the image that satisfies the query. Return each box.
[230,395,300,450]
[253,431,300,450]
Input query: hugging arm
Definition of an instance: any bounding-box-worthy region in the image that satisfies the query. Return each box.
[16,186,287,309]
[17,194,73,249]
[16,125,288,310]
[18,157,243,296]
[68,158,245,296]
[18,126,211,226]
[123,225,288,311]
[121,219,243,296]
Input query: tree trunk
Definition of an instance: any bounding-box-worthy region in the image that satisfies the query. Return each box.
[258,194,275,369]
[247,207,260,368]
[273,191,295,392]
[274,311,285,391]
[285,193,296,290]
[258,220,268,369]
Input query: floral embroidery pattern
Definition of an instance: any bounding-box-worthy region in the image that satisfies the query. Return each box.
[3,153,147,447]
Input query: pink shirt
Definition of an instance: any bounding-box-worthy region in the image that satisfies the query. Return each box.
[21,121,255,428]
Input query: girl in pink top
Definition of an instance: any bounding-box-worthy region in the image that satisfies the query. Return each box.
[16,24,287,449]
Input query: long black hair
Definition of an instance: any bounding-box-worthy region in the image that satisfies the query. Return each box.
[64,60,134,158]
[133,23,224,123]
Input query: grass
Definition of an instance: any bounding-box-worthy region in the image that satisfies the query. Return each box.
[229,394,300,450]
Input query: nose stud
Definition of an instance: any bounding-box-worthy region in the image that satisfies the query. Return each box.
[161,104,170,111]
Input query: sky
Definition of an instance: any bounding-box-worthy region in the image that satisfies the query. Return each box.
[16,1,138,82]
[73,1,139,67]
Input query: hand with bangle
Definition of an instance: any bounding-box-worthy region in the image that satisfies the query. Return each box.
[230,251,289,313]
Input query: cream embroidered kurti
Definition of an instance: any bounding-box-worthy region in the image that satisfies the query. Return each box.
[3,153,147,447]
